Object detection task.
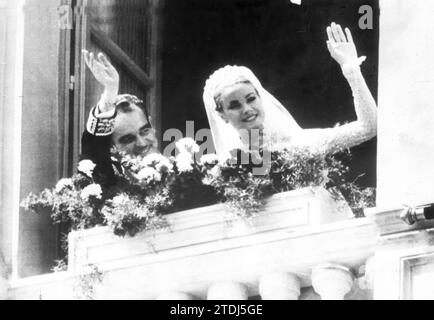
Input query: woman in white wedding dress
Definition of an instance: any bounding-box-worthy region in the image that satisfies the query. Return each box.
[203,23,377,158]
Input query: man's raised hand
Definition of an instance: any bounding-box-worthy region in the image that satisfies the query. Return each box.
[83,50,119,109]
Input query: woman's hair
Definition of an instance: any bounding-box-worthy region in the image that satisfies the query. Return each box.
[214,80,259,112]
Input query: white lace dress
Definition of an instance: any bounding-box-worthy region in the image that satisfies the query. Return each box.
[269,64,378,154]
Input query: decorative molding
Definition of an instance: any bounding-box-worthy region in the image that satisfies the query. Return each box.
[372,227,434,300]
[400,252,434,300]
[365,205,434,236]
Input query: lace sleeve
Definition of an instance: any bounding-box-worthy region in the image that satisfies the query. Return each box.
[294,64,378,153]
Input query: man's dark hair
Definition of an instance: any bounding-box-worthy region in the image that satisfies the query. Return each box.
[115,94,150,123]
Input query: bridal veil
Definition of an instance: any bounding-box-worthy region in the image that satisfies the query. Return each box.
[203,65,302,157]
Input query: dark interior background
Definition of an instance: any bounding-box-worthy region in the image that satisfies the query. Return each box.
[161,0,379,187]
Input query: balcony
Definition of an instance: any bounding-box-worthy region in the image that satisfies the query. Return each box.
[5,186,386,300]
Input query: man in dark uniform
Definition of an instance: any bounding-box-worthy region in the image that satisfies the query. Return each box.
[81,50,158,186]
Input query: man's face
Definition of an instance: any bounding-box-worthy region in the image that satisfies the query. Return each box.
[111,105,159,157]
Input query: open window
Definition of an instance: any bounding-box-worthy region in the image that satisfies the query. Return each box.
[61,0,163,176]
[161,0,379,187]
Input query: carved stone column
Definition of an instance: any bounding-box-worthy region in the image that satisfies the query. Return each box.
[156,291,195,300]
[207,282,248,300]
[259,272,301,300]
[311,264,353,300]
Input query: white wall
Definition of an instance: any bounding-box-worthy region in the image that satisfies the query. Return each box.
[0,0,63,281]
[0,0,25,278]
[378,0,434,206]
[17,0,61,277]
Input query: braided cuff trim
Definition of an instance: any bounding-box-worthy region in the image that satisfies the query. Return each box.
[86,106,117,136]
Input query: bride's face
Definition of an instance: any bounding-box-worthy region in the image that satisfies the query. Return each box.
[217,82,265,131]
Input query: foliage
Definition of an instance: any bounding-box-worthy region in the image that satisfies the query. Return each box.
[51,259,68,273]
[202,149,274,219]
[21,174,104,230]
[22,138,375,241]
[73,264,105,300]
[204,146,375,218]
[101,193,169,237]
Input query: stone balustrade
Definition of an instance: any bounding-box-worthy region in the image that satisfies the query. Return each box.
[311,265,354,300]
[5,187,381,300]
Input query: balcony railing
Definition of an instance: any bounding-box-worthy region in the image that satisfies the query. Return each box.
[6,187,381,300]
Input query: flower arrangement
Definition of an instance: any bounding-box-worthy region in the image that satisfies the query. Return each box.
[21,170,105,230]
[22,138,375,242]
[202,149,274,219]
[21,138,219,238]
[267,146,376,218]
[201,146,375,219]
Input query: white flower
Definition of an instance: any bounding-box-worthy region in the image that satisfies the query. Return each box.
[202,176,214,186]
[81,184,102,200]
[55,178,73,193]
[136,207,151,219]
[111,194,129,206]
[209,165,221,178]
[216,152,232,164]
[141,153,173,173]
[199,153,219,165]
[77,159,96,177]
[137,167,161,182]
[175,152,194,172]
[176,137,200,155]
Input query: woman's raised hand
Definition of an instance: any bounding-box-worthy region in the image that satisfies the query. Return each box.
[83,50,119,102]
[326,23,363,69]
